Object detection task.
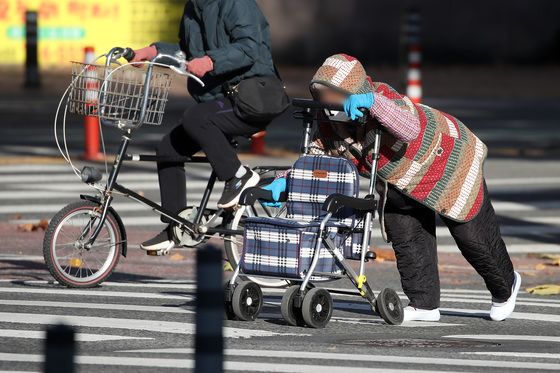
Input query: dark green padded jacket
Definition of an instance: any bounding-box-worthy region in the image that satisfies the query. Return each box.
[153,0,276,103]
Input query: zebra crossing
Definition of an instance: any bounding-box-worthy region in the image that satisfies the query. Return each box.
[0,279,559,372]
[0,163,559,252]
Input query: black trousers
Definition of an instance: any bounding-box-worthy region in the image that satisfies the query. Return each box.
[156,98,266,222]
[383,181,515,310]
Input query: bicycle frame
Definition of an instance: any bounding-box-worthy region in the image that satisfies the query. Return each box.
[82,130,289,248]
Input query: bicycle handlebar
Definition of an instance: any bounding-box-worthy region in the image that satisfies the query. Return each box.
[109,46,205,87]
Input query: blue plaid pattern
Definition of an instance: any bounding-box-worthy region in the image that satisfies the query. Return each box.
[287,155,359,225]
[241,218,344,278]
[240,155,366,279]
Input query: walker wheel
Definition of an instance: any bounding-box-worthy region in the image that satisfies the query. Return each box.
[301,288,333,328]
[377,288,404,325]
[224,281,236,320]
[281,285,305,326]
[232,281,263,321]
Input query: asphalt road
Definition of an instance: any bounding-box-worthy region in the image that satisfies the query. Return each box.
[0,157,559,372]
[0,90,559,371]
[0,277,559,373]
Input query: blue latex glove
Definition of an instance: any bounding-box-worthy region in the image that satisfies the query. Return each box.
[261,177,286,208]
[343,92,374,121]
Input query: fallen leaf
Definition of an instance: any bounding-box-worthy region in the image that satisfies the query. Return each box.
[539,254,560,260]
[17,223,35,232]
[17,219,49,232]
[169,253,185,261]
[374,248,396,262]
[526,284,560,295]
[38,219,49,230]
[535,263,548,270]
[223,261,234,272]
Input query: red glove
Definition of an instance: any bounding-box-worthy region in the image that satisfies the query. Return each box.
[130,46,157,65]
[187,56,214,78]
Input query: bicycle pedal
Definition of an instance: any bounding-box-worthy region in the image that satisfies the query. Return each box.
[146,249,172,256]
[146,243,174,256]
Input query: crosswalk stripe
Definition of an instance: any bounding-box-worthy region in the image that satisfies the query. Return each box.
[462,352,560,359]
[0,312,306,339]
[0,353,470,373]
[116,347,560,370]
[445,334,560,343]
[318,301,560,322]
[2,282,559,308]
[0,299,193,314]
[0,287,193,301]
[0,329,152,342]
[486,177,560,186]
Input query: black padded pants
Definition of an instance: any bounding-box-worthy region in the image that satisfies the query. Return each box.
[383,182,515,310]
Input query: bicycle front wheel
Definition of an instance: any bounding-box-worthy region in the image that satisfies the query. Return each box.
[43,200,124,288]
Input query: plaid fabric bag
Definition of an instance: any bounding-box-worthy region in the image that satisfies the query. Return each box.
[241,155,366,279]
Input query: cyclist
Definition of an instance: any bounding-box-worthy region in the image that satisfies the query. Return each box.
[131,0,281,252]
[264,54,521,323]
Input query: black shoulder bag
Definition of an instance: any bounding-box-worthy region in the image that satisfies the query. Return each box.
[227,67,290,124]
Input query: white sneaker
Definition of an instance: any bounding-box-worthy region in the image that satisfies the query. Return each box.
[403,306,441,322]
[490,271,521,321]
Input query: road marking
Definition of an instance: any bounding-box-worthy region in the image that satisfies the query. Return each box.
[0,312,306,339]
[0,287,193,301]
[0,173,157,183]
[435,244,560,254]
[440,307,560,323]
[486,177,560,186]
[437,296,560,308]
[325,302,560,322]
[445,334,560,343]
[0,299,193,314]
[462,352,560,359]
[87,348,560,371]
[522,216,560,225]
[0,164,72,173]
[0,329,151,342]
[258,312,460,327]
[1,280,558,306]
[490,201,560,212]
[0,353,469,373]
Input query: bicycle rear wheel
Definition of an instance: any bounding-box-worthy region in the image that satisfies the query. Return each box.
[43,200,124,288]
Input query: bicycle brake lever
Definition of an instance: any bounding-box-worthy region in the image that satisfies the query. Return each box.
[169,65,205,87]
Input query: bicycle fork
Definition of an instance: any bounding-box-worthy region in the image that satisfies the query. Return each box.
[83,133,131,248]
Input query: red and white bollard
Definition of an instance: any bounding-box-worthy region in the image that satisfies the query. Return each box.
[405,9,422,104]
[250,131,266,155]
[82,46,102,161]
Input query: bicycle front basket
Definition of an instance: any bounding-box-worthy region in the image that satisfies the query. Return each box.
[68,62,172,127]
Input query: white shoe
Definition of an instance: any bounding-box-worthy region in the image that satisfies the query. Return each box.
[490,271,521,321]
[403,306,441,322]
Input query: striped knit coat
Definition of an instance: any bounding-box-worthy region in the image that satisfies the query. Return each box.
[309,54,488,222]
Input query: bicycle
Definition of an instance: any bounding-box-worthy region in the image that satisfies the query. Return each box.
[43,46,289,288]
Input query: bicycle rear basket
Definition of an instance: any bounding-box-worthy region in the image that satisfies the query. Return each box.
[68,62,172,127]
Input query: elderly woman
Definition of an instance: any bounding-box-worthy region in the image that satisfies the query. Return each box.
[265,54,520,322]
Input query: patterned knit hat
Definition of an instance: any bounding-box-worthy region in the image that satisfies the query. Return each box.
[310,54,372,95]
